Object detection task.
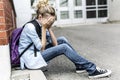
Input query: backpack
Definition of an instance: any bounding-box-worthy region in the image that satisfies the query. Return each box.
[10,20,41,68]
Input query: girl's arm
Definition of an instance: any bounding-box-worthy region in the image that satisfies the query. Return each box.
[40,16,54,51]
[48,28,58,46]
[41,27,47,51]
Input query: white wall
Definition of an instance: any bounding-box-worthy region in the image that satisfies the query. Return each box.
[0,1,32,80]
[0,45,11,80]
[109,0,120,21]
[13,0,32,28]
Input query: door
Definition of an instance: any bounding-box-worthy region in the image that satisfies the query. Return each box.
[85,0,108,23]
[55,0,108,25]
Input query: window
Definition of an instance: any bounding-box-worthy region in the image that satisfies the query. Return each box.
[60,11,69,19]
[86,0,108,18]
[87,11,96,18]
[98,0,107,5]
[74,0,82,6]
[98,10,107,17]
[60,0,68,7]
[86,0,96,5]
[31,0,35,6]
[74,10,82,18]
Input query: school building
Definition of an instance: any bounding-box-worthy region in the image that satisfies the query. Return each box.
[14,0,120,28]
[0,0,120,80]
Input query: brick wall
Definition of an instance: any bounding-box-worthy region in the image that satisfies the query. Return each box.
[0,0,16,45]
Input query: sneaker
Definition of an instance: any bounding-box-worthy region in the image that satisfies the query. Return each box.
[76,68,86,73]
[88,67,112,79]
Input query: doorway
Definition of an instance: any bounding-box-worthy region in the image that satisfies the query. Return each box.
[55,0,108,25]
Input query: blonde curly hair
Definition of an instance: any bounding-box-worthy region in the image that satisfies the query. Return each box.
[36,0,56,19]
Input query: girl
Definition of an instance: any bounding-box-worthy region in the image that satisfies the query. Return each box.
[18,0,111,79]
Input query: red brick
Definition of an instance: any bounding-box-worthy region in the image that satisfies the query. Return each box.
[0,24,6,30]
[0,38,9,45]
[0,3,3,9]
[5,25,9,30]
[6,29,11,37]
[0,31,7,38]
[0,0,16,45]
[0,10,4,16]
[0,17,5,23]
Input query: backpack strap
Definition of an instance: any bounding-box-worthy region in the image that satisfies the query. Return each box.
[29,20,42,39]
[29,20,42,57]
[16,43,33,62]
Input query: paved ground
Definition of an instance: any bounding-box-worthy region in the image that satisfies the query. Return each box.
[43,23,120,80]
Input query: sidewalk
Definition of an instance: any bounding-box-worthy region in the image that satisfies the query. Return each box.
[43,23,120,80]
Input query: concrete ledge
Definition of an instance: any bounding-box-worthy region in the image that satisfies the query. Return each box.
[0,45,11,80]
[11,70,47,80]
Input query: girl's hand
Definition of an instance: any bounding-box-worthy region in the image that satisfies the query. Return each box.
[41,16,55,29]
[47,16,55,29]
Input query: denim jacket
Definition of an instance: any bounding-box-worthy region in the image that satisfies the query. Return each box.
[18,21,49,69]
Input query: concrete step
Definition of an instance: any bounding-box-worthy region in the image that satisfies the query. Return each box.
[11,70,47,80]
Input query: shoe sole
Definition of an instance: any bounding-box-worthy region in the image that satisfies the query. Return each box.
[76,70,86,73]
[88,69,112,79]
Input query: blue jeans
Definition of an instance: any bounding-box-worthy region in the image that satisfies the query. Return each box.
[41,37,96,74]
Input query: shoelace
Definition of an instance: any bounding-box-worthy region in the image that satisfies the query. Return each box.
[96,67,107,73]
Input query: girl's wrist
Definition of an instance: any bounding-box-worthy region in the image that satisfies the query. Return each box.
[48,28,52,31]
[42,26,47,30]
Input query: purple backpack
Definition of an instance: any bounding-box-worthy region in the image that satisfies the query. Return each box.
[10,27,24,67]
[10,20,41,68]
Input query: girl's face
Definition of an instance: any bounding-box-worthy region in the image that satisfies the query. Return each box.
[44,13,55,21]
[43,13,55,24]
[38,13,55,28]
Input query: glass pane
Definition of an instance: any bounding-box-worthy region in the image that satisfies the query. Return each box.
[74,0,82,6]
[98,10,107,17]
[31,0,35,6]
[60,11,69,19]
[86,7,96,9]
[74,10,82,18]
[98,6,107,8]
[98,0,107,5]
[60,0,68,7]
[87,11,96,18]
[86,0,96,5]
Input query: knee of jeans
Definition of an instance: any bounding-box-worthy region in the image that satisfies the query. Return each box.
[57,36,68,43]
[61,43,69,50]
